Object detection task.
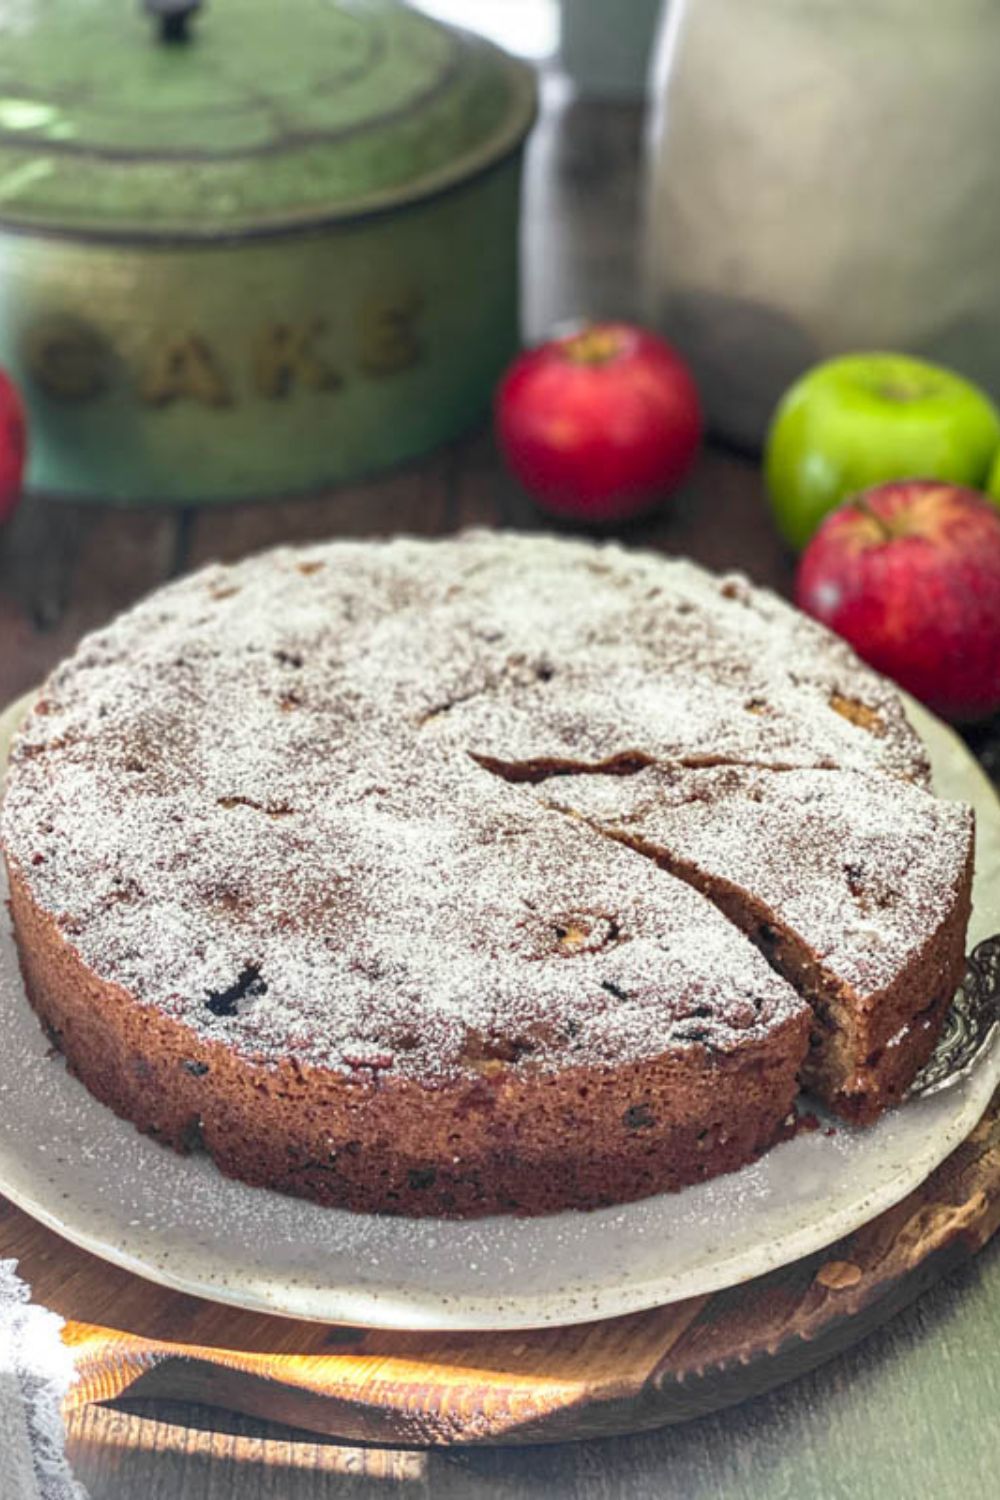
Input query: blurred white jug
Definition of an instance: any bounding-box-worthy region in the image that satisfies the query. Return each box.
[645,0,1000,448]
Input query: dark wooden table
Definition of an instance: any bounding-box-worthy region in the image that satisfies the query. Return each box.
[4,80,1000,1499]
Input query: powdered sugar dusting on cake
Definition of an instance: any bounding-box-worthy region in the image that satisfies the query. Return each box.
[537,764,974,994]
[0,531,949,1077]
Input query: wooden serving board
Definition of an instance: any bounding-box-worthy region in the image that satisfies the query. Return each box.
[3,1087,1000,1447]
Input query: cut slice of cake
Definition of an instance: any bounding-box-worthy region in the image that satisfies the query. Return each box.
[536,765,974,1122]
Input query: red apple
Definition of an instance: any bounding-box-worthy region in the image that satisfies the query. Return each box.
[495,322,702,524]
[0,369,24,524]
[795,481,1000,722]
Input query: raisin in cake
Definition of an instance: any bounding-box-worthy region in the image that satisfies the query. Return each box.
[0,533,974,1217]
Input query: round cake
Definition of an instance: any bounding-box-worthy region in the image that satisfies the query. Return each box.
[0,533,974,1217]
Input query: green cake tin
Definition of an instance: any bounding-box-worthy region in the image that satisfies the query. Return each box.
[0,0,536,504]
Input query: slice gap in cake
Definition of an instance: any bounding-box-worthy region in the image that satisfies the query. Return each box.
[466,681,912,785]
[470,747,875,781]
[468,749,654,783]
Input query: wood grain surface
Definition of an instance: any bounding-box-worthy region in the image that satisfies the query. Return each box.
[3,79,1000,1500]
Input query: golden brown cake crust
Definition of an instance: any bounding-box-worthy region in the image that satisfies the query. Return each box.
[8,859,809,1216]
[0,532,973,1216]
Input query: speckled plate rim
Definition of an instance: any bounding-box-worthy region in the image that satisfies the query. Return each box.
[0,690,998,1333]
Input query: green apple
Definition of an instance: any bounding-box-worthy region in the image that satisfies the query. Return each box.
[765,352,1000,550]
[987,444,1000,503]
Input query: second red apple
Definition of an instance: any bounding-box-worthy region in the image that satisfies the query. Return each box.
[796,481,1000,723]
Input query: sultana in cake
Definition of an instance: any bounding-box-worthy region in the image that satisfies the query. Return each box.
[0,533,974,1216]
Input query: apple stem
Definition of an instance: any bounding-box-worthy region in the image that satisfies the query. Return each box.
[560,326,626,366]
[852,494,894,542]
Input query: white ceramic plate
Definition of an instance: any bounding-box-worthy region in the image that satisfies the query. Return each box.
[1,693,998,1332]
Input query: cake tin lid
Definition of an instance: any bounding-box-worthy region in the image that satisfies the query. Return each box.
[0,0,537,242]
